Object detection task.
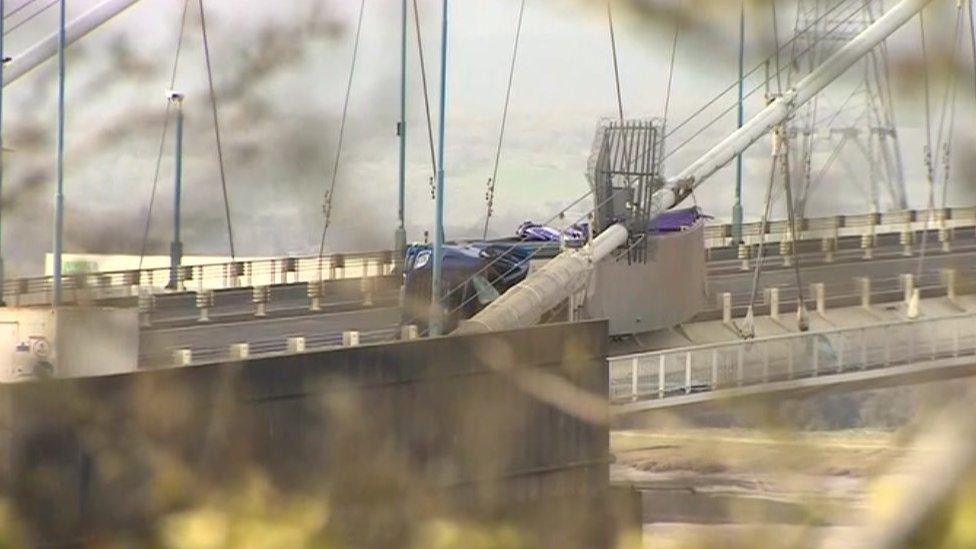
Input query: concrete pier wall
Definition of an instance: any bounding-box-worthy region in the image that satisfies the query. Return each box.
[0,320,636,546]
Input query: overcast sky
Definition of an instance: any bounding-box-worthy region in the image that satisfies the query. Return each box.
[2,0,974,275]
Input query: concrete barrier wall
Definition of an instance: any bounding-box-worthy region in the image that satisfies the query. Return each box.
[0,320,631,546]
[584,221,708,335]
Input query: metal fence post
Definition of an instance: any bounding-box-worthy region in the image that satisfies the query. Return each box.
[860,329,867,369]
[685,352,692,394]
[837,336,845,373]
[736,346,744,386]
[884,333,891,367]
[953,320,960,358]
[942,268,957,302]
[812,339,819,377]
[762,343,769,382]
[812,283,826,317]
[857,277,871,309]
[711,349,718,389]
[631,357,639,400]
[787,342,794,379]
[658,355,666,398]
[901,273,914,305]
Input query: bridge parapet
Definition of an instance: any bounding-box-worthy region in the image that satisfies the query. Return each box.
[610,312,976,403]
[5,251,397,307]
[703,207,976,248]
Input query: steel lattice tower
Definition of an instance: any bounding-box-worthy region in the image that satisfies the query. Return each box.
[787,0,907,215]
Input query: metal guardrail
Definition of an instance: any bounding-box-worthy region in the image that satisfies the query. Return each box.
[8,207,976,306]
[609,312,976,402]
[139,326,403,368]
[4,251,397,306]
[702,207,976,248]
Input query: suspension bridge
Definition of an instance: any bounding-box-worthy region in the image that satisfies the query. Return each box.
[0,0,974,412]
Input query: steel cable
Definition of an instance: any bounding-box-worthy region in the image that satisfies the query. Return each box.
[664,0,864,144]
[138,0,191,271]
[198,0,236,260]
[482,0,526,239]
[318,0,365,259]
[4,0,55,35]
[662,0,871,163]
[411,0,437,188]
[607,0,624,121]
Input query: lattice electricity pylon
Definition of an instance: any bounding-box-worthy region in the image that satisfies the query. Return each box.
[585,118,665,263]
[785,0,907,216]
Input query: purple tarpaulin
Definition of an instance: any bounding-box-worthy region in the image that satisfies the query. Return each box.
[648,207,711,232]
[516,221,588,242]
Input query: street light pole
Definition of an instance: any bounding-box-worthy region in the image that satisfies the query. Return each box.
[395,0,408,267]
[167,92,185,290]
[731,0,745,244]
[430,0,448,336]
[52,0,67,306]
[0,0,7,306]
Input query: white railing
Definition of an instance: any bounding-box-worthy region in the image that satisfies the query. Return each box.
[609,312,976,402]
[5,251,397,306]
[702,207,976,248]
[10,206,976,305]
[139,325,404,369]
